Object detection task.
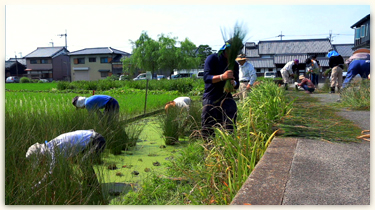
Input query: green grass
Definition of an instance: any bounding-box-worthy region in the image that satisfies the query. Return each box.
[6,82,57,91]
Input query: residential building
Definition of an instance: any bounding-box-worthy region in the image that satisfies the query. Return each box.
[69,47,130,81]
[351,14,370,50]
[23,47,70,81]
[243,38,354,80]
[5,58,27,79]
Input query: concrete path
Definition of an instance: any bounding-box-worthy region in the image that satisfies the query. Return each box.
[231,92,370,205]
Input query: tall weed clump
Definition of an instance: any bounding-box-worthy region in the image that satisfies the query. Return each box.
[240,80,294,133]
[5,93,142,204]
[340,79,370,110]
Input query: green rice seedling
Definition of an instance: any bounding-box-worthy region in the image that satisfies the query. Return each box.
[158,107,184,145]
[340,79,370,110]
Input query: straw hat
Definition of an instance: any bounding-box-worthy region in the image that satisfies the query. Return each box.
[353,48,370,54]
[299,75,305,80]
[235,54,247,61]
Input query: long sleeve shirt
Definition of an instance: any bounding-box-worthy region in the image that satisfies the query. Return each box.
[238,61,257,85]
[203,53,239,101]
[306,60,320,74]
[173,97,191,108]
[298,78,315,89]
[281,61,295,74]
[329,55,345,68]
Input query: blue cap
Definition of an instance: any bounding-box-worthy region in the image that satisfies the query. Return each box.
[219,42,231,51]
[327,50,339,58]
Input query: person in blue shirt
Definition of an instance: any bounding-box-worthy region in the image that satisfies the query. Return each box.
[201,41,240,140]
[26,130,105,190]
[342,48,370,89]
[72,95,119,119]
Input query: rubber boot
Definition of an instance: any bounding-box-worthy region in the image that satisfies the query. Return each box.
[285,83,288,90]
[330,87,335,94]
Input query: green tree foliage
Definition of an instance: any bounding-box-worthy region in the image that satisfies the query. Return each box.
[195,44,213,66]
[123,31,203,75]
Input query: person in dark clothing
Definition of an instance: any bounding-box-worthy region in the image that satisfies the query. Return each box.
[201,41,240,140]
[327,50,345,93]
[72,95,120,120]
[310,55,320,86]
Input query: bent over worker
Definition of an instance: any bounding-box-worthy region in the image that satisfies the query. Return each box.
[26,130,106,190]
[72,95,119,120]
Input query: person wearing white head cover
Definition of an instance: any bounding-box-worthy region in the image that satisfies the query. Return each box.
[26,129,105,190]
[72,95,119,120]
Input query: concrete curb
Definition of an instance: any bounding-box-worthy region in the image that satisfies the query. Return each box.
[230,137,297,205]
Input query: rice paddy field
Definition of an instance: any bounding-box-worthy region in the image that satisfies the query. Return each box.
[5,80,294,205]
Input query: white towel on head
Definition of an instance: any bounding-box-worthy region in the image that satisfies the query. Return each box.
[26,143,47,158]
[76,97,86,108]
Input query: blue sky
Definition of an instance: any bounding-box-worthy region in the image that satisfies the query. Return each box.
[3,3,370,60]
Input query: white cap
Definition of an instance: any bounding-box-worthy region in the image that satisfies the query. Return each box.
[75,97,86,108]
[26,143,46,158]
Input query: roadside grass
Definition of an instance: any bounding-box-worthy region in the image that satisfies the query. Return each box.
[339,79,370,110]
[276,91,362,143]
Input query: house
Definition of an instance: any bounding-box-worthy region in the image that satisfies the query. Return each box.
[23,47,70,81]
[243,38,354,79]
[351,14,370,50]
[68,47,131,81]
[5,58,27,79]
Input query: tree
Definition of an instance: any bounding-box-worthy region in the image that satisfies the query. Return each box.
[123,31,203,76]
[195,44,213,67]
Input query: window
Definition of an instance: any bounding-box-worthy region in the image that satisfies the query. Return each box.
[77,58,85,64]
[89,57,96,62]
[41,59,49,64]
[30,59,37,64]
[100,57,108,63]
[355,28,361,39]
[100,72,109,77]
[361,25,366,38]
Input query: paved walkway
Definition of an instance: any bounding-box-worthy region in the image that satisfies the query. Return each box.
[231,92,370,205]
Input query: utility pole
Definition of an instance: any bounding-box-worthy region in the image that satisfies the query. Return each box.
[15,52,18,77]
[328,30,334,43]
[277,31,285,40]
[57,29,67,49]
[49,39,54,47]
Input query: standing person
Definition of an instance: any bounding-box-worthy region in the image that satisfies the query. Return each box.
[235,54,257,100]
[280,59,298,90]
[309,55,320,87]
[327,50,345,93]
[201,41,240,140]
[297,75,316,94]
[165,96,191,114]
[72,95,119,120]
[25,130,106,190]
[342,48,370,89]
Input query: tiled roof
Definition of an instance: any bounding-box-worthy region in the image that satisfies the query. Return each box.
[24,47,67,58]
[247,58,275,68]
[315,57,329,67]
[69,47,131,56]
[5,61,14,68]
[8,58,27,66]
[274,54,309,64]
[332,44,354,57]
[258,39,332,54]
[245,48,259,57]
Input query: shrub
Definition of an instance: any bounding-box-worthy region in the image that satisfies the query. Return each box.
[20,77,31,83]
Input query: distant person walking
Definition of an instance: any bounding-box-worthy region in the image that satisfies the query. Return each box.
[342,48,370,89]
[327,50,345,93]
[235,54,257,100]
[280,59,298,90]
[308,55,320,86]
[72,95,119,120]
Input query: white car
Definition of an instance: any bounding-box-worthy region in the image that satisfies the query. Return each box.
[264,71,276,79]
[6,76,20,83]
[133,73,147,81]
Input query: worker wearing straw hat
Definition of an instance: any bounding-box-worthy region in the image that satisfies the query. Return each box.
[342,48,370,89]
[235,54,257,100]
[297,74,315,94]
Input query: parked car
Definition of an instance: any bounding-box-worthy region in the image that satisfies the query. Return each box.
[39,79,49,83]
[157,75,166,80]
[6,76,20,83]
[133,73,147,81]
[197,71,204,79]
[171,73,194,79]
[264,71,276,79]
[119,75,129,81]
